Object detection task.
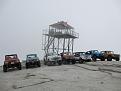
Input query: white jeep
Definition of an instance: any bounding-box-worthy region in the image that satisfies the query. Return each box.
[80,52,92,62]
[44,52,62,66]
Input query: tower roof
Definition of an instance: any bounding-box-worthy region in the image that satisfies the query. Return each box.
[49,21,74,30]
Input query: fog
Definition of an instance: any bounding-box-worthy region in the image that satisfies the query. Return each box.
[0,0,121,65]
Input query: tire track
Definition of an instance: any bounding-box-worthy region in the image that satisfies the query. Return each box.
[73,64,99,71]
[12,79,55,89]
[74,64,121,73]
[74,64,121,79]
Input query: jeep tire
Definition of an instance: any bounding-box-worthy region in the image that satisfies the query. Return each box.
[92,57,96,62]
[116,58,119,61]
[18,63,22,70]
[3,65,7,72]
[72,60,76,64]
[26,63,29,69]
[79,59,84,64]
[101,58,105,61]
[58,60,62,65]
[37,61,41,67]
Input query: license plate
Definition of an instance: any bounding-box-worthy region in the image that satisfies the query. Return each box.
[11,62,14,64]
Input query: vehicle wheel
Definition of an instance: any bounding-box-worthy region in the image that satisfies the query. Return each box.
[116,58,119,61]
[58,60,62,65]
[47,61,51,66]
[53,61,56,65]
[88,59,92,62]
[26,63,29,69]
[3,65,7,72]
[18,66,21,70]
[92,57,96,62]
[18,63,22,70]
[63,60,67,64]
[101,58,105,61]
[92,55,97,62]
[107,57,112,61]
[72,60,76,64]
[79,58,83,64]
[44,61,47,65]
[79,60,84,64]
[67,60,70,64]
[37,61,41,67]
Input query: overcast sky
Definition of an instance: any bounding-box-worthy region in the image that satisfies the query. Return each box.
[0,0,121,65]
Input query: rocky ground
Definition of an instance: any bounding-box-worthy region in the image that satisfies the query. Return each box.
[0,61,121,91]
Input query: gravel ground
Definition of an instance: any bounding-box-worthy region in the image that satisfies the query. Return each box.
[0,61,121,91]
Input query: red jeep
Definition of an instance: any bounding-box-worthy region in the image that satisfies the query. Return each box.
[3,54,22,72]
[61,52,76,64]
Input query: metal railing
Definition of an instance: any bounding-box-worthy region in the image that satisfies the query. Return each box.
[43,29,79,38]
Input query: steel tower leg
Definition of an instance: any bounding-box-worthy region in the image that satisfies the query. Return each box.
[68,38,70,52]
[57,38,59,54]
[63,38,65,53]
[72,38,74,53]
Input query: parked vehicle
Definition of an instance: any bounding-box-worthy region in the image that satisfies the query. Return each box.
[86,50,104,61]
[73,52,85,63]
[44,52,62,66]
[61,52,76,64]
[3,54,22,72]
[26,54,41,69]
[101,51,120,61]
[83,52,92,62]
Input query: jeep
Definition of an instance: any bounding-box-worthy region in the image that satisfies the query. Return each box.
[44,52,62,66]
[101,51,120,61]
[26,54,41,69]
[3,54,22,72]
[61,52,76,64]
[86,50,104,61]
[73,52,85,63]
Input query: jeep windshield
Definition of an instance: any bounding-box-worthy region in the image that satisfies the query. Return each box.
[92,50,98,53]
[27,54,37,58]
[85,52,90,55]
[5,55,17,60]
[47,53,57,56]
[74,52,85,57]
[101,51,114,54]
[79,52,85,55]
[63,52,72,55]
[106,51,114,54]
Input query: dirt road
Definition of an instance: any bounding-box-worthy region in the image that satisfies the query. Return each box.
[0,61,121,91]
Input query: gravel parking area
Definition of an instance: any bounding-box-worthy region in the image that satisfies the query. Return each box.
[0,61,121,91]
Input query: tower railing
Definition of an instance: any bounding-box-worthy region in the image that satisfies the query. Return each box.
[43,29,79,38]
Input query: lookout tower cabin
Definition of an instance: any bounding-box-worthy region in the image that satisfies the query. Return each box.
[42,21,79,55]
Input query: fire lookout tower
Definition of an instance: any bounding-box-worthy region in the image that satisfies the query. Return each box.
[42,21,79,55]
